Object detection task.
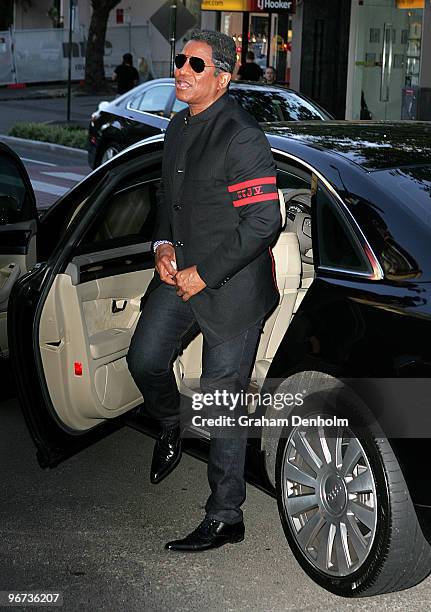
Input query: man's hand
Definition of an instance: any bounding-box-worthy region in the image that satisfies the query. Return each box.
[155,243,177,285]
[175,265,206,301]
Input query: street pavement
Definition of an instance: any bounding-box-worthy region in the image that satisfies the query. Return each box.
[2,393,431,611]
[0,85,115,208]
[0,90,115,134]
[1,139,91,210]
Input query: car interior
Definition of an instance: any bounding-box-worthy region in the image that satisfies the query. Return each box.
[34,157,315,433]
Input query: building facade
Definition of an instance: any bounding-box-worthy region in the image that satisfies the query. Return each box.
[5,0,431,120]
[203,0,431,119]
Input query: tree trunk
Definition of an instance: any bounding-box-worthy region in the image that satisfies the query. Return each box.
[84,0,121,92]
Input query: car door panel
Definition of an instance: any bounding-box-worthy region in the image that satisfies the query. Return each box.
[39,260,153,430]
[123,84,172,145]
[9,148,163,466]
[37,172,157,428]
[66,243,154,284]
[124,115,167,148]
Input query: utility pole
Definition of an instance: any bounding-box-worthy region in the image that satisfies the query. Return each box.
[169,0,177,77]
[66,0,74,122]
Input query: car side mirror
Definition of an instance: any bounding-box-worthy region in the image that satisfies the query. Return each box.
[0,195,19,225]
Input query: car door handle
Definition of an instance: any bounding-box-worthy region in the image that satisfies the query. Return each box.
[112,299,127,313]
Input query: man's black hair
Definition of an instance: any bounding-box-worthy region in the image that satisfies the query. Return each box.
[123,53,133,64]
[246,51,255,61]
[190,30,236,74]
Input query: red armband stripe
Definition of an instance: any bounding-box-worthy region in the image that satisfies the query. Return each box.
[228,176,277,192]
[232,192,279,207]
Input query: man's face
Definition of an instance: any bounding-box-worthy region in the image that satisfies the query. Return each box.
[265,67,276,83]
[175,40,230,108]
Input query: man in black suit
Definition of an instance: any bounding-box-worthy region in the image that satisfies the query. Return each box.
[237,50,263,82]
[127,30,280,552]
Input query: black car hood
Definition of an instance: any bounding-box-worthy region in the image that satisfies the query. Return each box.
[265,121,431,170]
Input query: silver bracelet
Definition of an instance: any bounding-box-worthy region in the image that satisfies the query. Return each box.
[153,240,173,254]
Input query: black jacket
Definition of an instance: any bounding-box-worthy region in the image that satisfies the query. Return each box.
[147,92,281,346]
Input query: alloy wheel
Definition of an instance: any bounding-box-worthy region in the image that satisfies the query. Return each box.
[281,416,378,577]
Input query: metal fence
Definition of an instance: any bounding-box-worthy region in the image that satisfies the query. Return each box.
[0,24,153,86]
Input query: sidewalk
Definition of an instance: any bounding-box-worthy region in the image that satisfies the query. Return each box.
[0,82,116,102]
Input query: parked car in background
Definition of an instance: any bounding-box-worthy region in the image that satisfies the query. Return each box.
[3,121,431,598]
[87,78,332,168]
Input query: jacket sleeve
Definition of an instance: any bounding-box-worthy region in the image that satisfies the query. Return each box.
[151,163,172,245]
[197,127,281,288]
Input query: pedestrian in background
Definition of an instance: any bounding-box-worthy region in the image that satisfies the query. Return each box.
[112,53,139,95]
[264,66,277,85]
[236,50,263,82]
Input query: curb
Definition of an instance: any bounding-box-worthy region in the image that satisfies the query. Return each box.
[0,91,66,102]
[0,134,87,155]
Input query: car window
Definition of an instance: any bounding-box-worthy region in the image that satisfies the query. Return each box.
[278,166,311,190]
[37,141,163,262]
[128,94,143,110]
[277,162,312,222]
[171,98,188,116]
[229,89,329,122]
[77,178,159,252]
[131,85,172,116]
[315,184,372,274]
[0,151,34,224]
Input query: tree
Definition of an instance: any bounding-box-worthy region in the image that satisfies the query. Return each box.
[84,0,121,92]
[0,0,32,30]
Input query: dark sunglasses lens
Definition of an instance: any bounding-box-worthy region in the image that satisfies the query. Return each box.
[189,57,205,73]
[174,54,187,69]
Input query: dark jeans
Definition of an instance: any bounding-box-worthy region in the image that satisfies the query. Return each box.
[127,282,262,524]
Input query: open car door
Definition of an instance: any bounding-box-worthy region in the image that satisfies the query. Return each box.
[0,142,39,358]
[8,139,164,468]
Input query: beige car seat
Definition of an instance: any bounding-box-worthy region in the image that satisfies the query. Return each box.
[253,189,302,386]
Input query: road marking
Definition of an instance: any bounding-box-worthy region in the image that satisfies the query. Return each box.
[42,171,86,181]
[21,157,58,167]
[30,180,69,196]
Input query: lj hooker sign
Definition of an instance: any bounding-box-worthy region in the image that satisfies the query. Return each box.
[201,0,295,12]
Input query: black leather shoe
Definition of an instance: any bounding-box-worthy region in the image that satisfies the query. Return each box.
[150,423,182,484]
[165,516,245,552]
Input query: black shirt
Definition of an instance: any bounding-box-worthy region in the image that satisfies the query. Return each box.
[114,64,139,94]
[238,62,263,82]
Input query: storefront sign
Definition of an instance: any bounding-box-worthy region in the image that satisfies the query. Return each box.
[250,0,295,11]
[396,0,424,8]
[201,0,247,10]
[201,0,295,11]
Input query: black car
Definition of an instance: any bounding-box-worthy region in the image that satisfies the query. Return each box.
[2,121,431,598]
[87,78,332,169]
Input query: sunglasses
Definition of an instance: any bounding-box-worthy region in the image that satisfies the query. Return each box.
[174,53,215,74]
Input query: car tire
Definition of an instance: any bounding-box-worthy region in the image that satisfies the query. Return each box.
[274,376,431,597]
[98,142,123,166]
